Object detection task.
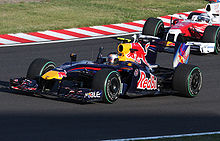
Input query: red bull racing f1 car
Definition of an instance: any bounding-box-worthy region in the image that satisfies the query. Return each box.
[10,35,203,104]
[142,0,220,54]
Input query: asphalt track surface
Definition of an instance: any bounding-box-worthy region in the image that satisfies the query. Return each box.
[0,37,220,141]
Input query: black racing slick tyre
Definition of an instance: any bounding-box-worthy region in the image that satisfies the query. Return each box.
[173,64,202,97]
[203,26,220,54]
[187,12,201,20]
[92,69,121,104]
[142,17,164,38]
[26,58,56,79]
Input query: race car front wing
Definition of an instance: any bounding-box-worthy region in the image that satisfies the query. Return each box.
[9,78,103,102]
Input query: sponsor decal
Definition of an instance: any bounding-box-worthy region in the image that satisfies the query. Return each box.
[85,91,101,98]
[58,71,67,78]
[178,44,189,64]
[137,70,157,90]
[126,43,150,66]
[178,54,189,64]
[173,43,190,67]
[166,41,175,47]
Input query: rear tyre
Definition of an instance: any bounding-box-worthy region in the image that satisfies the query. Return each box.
[142,17,164,38]
[92,69,121,104]
[173,64,202,97]
[203,26,220,54]
[27,58,56,79]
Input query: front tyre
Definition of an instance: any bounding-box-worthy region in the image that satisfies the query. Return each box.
[26,58,56,79]
[92,69,121,104]
[173,64,202,97]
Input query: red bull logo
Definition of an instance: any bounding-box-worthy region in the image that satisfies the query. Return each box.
[137,70,157,90]
[126,43,150,66]
[178,44,189,63]
[178,53,189,64]
[58,71,67,78]
[173,43,190,68]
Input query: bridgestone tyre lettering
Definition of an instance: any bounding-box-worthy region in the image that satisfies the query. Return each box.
[173,64,202,97]
[92,69,121,104]
[203,26,220,54]
[26,58,56,79]
[142,17,164,38]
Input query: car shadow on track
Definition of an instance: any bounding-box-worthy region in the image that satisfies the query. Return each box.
[0,80,10,93]
[0,80,9,87]
[0,112,219,141]
[120,93,170,99]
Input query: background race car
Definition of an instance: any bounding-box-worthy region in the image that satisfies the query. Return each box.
[142,0,220,54]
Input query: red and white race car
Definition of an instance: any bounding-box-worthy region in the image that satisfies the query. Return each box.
[142,0,220,54]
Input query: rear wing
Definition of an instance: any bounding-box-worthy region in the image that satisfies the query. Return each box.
[116,35,190,68]
[136,35,190,68]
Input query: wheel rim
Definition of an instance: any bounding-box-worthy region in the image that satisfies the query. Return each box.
[188,69,202,96]
[109,77,120,93]
[105,73,121,102]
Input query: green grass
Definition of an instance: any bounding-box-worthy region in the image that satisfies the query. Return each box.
[138,134,220,141]
[0,0,206,34]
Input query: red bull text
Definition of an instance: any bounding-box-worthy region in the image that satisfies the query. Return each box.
[137,70,157,90]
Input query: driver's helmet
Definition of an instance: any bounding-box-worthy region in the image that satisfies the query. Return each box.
[197,13,210,23]
[107,53,119,65]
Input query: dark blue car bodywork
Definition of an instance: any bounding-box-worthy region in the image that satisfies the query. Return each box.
[10,35,200,103]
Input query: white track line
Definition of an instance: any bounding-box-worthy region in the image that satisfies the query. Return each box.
[132,20,146,25]
[157,17,171,23]
[9,33,49,42]
[103,131,220,141]
[92,26,127,34]
[0,32,141,48]
[65,28,103,36]
[113,23,142,31]
[39,31,78,39]
[0,38,19,44]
